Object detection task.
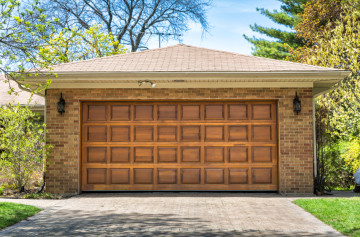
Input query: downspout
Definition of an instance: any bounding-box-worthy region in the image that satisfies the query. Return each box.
[312,97,317,180]
[37,90,47,193]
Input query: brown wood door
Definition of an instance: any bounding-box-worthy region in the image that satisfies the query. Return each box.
[81,101,278,191]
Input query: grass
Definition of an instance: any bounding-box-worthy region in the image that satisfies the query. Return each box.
[0,202,41,229]
[294,198,360,236]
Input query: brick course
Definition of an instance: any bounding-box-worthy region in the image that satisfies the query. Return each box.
[45,88,314,194]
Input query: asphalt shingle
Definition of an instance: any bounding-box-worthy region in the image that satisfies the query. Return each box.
[49,44,340,73]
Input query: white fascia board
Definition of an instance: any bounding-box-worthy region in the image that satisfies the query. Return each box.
[28,70,349,81]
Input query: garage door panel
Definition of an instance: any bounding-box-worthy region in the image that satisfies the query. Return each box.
[158,169,177,184]
[88,105,107,121]
[229,169,248,184]
[182,105,201,120]
[228,147,248,163]
[111,147,130,163]
[111,168,130,184]
[252,125,272,141]
[158,105,177,120]
[181,147,201,162]
[111,126,130,142]
[134,105,154,120]
[82,101,278,191]
[228,125,248,141]
[134,147,154,163]
[135,126,153,141]
[158,147,177,163]
[181,126,201,141]
[205,169,224,184]
[87,126,107,142]
[252,147,273,163]
[205,126,224,141]
[158,126,177,141]
[87,168,107,184]
[134,168,153,184]
[228,104,248,120]
[181,169,201,184]
[252,168,272,184]
[252,104,272,120]
[205,105,224,120]
[111,105,130,121]
[205,147,224,162]
[87,147,107,163]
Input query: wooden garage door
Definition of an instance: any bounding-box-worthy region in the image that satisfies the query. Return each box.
[81,101,278,191]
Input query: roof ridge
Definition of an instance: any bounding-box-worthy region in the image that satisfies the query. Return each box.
[51,44,184,68]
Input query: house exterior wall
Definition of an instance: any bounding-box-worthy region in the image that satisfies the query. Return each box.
[45,87,314,194]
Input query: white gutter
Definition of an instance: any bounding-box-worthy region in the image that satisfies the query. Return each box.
[29,70,349,81]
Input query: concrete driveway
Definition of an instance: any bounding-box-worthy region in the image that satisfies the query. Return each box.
[0,193,342,236]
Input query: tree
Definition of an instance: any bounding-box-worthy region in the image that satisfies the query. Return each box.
[244,0,308,60]
[295,0,344,45]
[43,0,212,52]
[0,104,52,191]
[290,0,360,176]
[40,25,128,64]
[290,1,360,137]
[0,0,54,94]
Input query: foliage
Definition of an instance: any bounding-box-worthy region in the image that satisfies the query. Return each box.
[314,102,354,191]
[289,1,360,184]
[323,141,354,189]
[290,2,360,138]
[0,202,41,229]
[295,0,344,45]
[0,0,54,94]
[24,192,56,199]
[44,0,212,52]
[340,139,360,173]
[0,186,3,196]
[244,0,308,60]
[294,198,360,236]
[0,104,52,191]
[40,25,128,64]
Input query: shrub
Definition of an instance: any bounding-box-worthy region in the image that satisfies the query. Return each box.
[24,192,55,199]
[324,141,354,189]
[340,139,360,173]
[0,104,52,191]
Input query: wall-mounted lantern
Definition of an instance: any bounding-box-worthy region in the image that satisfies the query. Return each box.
[57,93,65,115]
[293,92,301,115]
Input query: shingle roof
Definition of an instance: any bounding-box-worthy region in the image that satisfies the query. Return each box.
[0,75,45,106]
[49,44,340,73]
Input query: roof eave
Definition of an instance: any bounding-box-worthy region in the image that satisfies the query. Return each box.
[32,70,350,81]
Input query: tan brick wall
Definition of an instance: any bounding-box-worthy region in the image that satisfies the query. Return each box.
[45,88,314,194]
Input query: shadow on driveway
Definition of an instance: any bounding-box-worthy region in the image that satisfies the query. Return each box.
[2,209,340,236]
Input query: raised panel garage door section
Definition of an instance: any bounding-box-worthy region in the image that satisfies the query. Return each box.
[81,101,278,191]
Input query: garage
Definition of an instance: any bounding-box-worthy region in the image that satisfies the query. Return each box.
[30,44,348,194]
[81,101,278,191]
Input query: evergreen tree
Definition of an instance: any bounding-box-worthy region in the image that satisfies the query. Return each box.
[244,0,308,60]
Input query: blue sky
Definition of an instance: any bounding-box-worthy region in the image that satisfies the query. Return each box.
[147,0,290,55]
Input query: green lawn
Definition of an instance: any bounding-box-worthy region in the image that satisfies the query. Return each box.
[0,202,41,229]
[294,198,360,236]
